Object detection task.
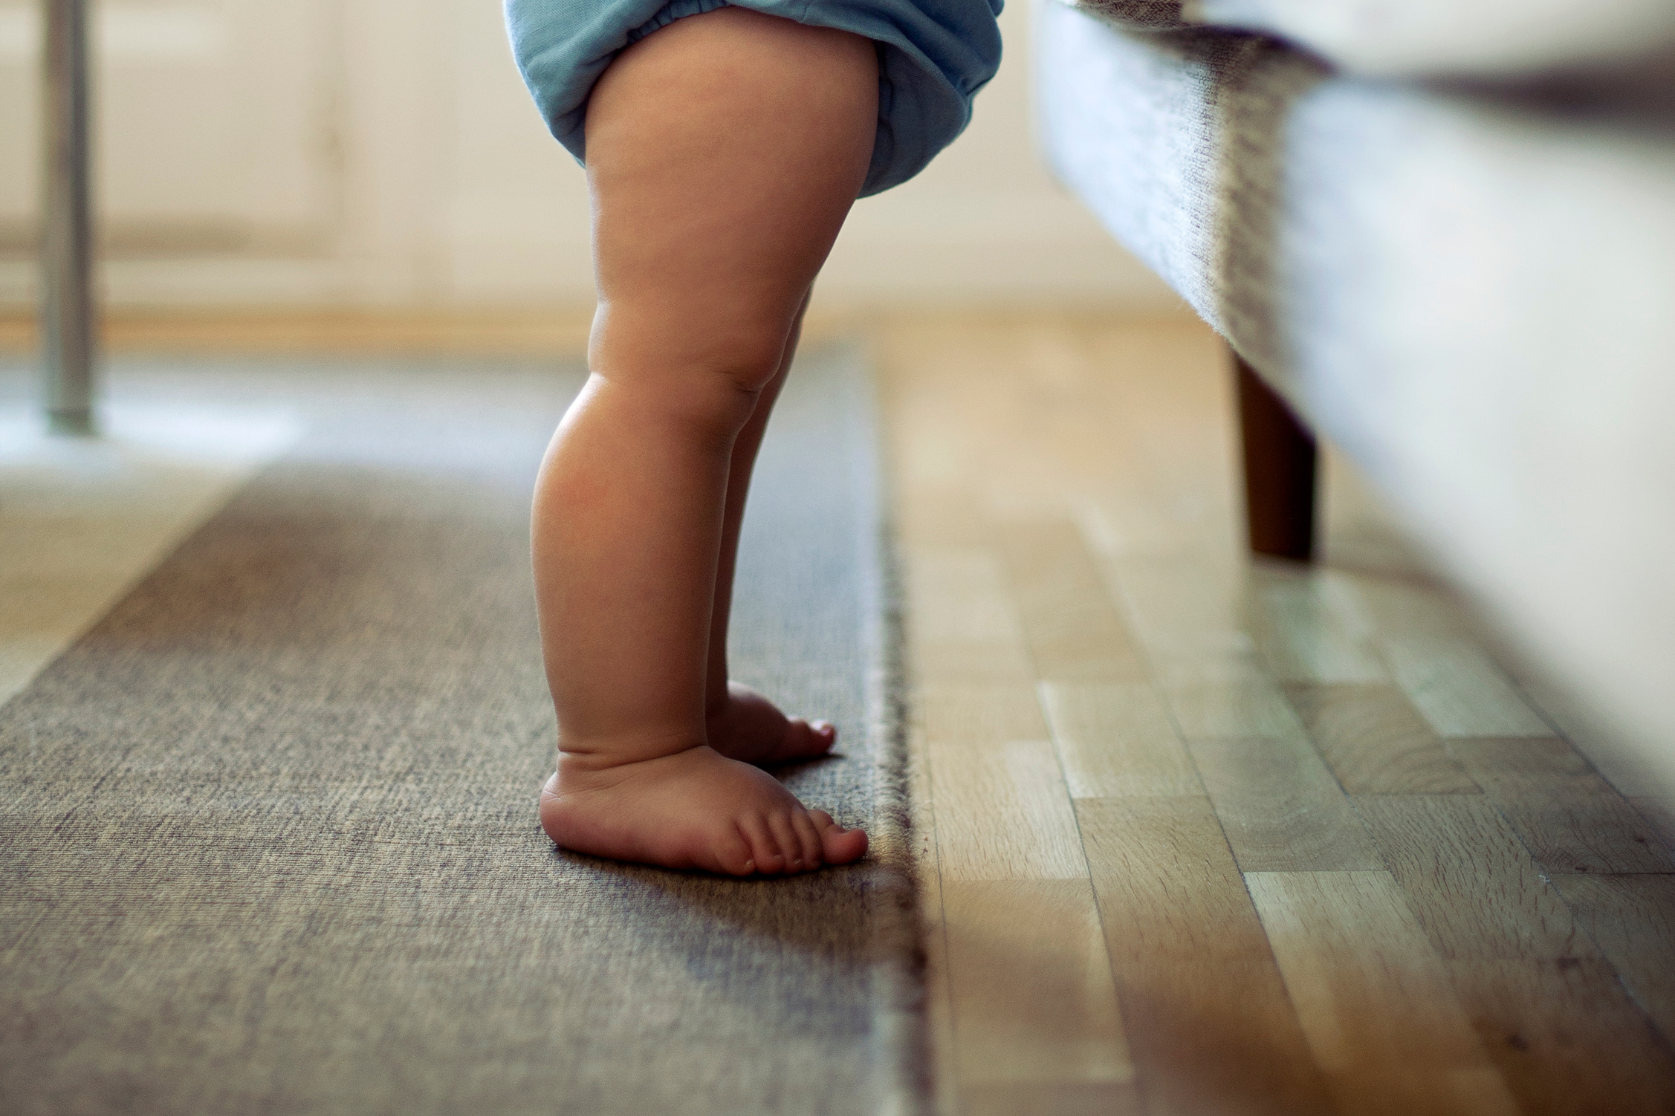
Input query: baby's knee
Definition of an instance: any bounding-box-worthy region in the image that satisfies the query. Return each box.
[673,342,785,439]
[690,321,790,397]
[595,306,794,434]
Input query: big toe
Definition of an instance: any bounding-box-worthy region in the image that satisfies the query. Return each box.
[811,810,868,865]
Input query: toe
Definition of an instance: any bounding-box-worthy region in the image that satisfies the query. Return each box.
[788,718,838,757]
[790,809,824,868]
[712,824,756,876]
[812,810,868,866]
[767,812,804,872]
[739,813,785,875]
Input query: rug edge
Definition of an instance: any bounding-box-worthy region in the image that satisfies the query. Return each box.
[848,339,932,1116]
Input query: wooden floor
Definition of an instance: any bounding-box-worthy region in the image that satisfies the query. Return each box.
[6,308,1673,1114]
[872,313,1675,1116]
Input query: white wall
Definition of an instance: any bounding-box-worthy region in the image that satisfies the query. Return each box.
[824,0,1176,303]
[0,0,1175,310]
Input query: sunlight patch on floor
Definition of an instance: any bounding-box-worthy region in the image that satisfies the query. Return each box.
[0,402,302,703]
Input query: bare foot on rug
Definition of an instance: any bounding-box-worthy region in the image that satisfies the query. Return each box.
[707,682,837,767]
[540,745,868,876]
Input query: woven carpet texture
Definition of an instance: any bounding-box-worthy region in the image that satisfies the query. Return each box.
[0,349,913,1116]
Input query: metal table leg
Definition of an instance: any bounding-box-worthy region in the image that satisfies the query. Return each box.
[41,0,96,436]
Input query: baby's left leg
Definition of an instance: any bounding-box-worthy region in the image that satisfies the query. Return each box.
[703,295,843,767]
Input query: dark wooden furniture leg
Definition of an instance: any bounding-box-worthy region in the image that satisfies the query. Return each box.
[1234,349,1317,561]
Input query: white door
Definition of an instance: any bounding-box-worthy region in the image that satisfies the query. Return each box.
[0,0,340,259]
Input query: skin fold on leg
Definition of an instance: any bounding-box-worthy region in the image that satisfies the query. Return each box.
[533,7,877,876]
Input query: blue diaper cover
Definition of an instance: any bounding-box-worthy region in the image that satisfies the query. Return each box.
[504,0,1003,196]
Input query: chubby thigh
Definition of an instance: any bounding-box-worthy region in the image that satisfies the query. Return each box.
[584,6,878,382]
[504,0,1003,196]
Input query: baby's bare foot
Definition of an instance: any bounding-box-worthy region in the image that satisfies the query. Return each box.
[707,681,837,767]
[540,745,867,876]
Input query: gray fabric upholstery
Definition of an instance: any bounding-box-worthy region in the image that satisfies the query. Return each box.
[1072,0,1190,30]
[1066,0,1675,79]
[1037,0,1675,786]
[1187,0,1675,80]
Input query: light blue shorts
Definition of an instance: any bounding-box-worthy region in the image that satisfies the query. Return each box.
[504,0,1003,196]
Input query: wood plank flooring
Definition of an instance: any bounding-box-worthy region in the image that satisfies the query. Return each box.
[874,312,1675,1116]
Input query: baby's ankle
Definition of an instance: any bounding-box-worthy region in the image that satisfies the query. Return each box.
[557,727,707,774]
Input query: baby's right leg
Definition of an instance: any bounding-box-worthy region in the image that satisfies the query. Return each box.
[533,7,877,875]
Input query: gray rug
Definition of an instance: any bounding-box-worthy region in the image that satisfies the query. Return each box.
[0,348,918,1116]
